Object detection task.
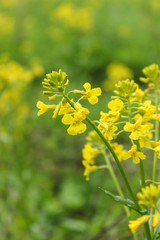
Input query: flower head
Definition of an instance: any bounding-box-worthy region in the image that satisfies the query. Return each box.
[82,143,99,164]
[36,101,56,116]
[123,145,146,164]
[112,142,128,162]
[62,106,89,135]
[81,82,102,104]
[108,98,124,113]
[154,141,160,159]
[82,143,99,181]
[82,160,98,181]
[124,117,153,140]
[129,215,149,233]
[137,184,160,208]
[98,122,117,141]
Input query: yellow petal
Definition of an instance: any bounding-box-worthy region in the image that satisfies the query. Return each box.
[67,122,86,135]
[62,114,74,125]
[88,96,98,105]
[83,82,91,91]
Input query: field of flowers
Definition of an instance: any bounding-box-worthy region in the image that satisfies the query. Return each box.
[1,0,160,239]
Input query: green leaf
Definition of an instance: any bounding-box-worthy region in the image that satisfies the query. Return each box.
[100,188,146,214]
[153,223,160,240]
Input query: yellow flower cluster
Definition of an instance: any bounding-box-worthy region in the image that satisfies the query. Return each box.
[0,13,14,36]
[129,184,160,233]
[82,143,99,181]
[102,63,133,91]
[137,184,160,208]
[0,57,44,141]
[53,4,93,31]
[37,69,101,136]
[37,65,160,184]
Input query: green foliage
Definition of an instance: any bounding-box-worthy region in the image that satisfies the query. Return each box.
[0,0,160,239]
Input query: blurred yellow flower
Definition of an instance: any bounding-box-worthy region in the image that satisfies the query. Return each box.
[152,212,160,227]
[137,184,160,208]
[82,143,99,164]
[53,4,93,31]
[82,143,99,181]
[112,142,127,162]
[129,215,149,233]
[102,63,133,91]
[82,161,98,181]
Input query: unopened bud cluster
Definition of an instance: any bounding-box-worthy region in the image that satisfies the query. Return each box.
[42,69,69,94]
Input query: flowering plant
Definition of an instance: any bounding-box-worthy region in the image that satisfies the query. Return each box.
[37,65,160,240]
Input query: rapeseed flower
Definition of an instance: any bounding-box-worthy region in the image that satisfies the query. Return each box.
[137,184,160,208]
[108,98,124,113]
[74,82,101,105]
[128,215,149,233]
[82,143,99,180]
[82,160,98,181]
[138,100,155,117]
[62,107,89,135]
[123,145,146,164]
[112,142,128,162]
[154,141,160,158]
[100,111,120,122]
[36,101,56,116]
[98,122,117,141]
[152,212,160,227]
[82,143,99,164]
[124,117,153,140]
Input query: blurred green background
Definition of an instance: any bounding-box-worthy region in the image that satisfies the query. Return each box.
[0,0,159,239]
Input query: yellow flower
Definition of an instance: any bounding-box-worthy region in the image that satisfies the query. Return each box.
[123,145,146,164]
[131,86,148,102]
[98,122,118,141]
[124,117,153,140]
[154,141,160,158]
[108,98,123,113]
[36,101,56,116]
[100,111,120,122]
[82,143,99,164]
[138,100,155,117]
[112,142,128,162]
[139,132,153,148]
[128,215,149,233]
[62,107,89,135]
[58,100,74,115]
[82,160,98,181]
[81,82,102,105]
[137,184,160,208]
[152,212,160,227]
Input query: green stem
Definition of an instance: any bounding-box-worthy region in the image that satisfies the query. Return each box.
[63,93,140,210]
[144,222,152,240]
[85,116,140,210]
[152,87,159,236]
[102,151,130,216]
[153,88,159,182]
[136,141,146,188]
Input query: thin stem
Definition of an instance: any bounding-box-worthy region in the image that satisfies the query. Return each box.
[102,151,130,216]
[144,222,152,240]
[136,140,146,188]
[85,116,140,210]
[153,88,159,182]
[152,87,159,236]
